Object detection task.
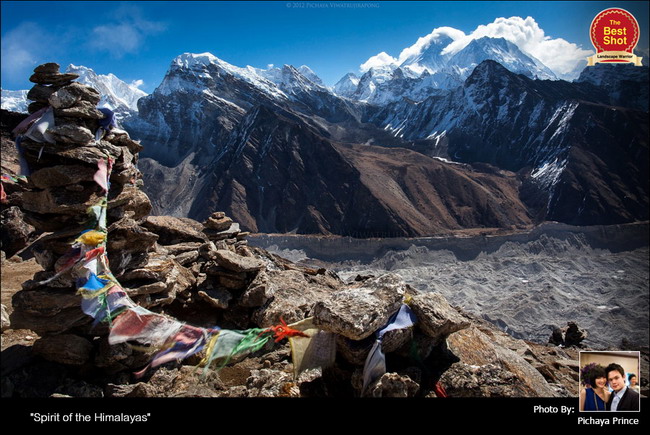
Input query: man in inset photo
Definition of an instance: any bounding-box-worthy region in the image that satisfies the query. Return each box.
[606,363,640,411]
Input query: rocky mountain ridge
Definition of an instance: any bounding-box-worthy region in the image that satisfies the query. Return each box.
[366,61,649,225]
[122,52,647,236]
[3,46,647,238]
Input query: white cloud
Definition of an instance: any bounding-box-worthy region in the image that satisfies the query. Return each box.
[359,16,593,78]
[396,26,466,64]
[87,5,166,58]
[359,52,398,72]
[130,79,145,89]
[1,22,52,85]
[442,16,592,76]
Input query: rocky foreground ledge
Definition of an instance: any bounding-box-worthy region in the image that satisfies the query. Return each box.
[2,253,582,398]
[1,63,582,398]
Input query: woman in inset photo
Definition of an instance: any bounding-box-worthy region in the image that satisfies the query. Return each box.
[579,363,611,411]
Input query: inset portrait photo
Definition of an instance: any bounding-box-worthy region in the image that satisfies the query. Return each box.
[579,351,641,412]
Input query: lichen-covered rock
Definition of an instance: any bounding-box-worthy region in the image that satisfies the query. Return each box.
[198,241,219,260]
[33,63,60,74]
[312,273,406,340]
[142,215,207,245]
[107,186,152,221]
[20,184,104,216]
[46,124,95,144]
[12,286,81,315]
[106,131,144,154]
[365,372,419,398]
[213,249,265,273]
[445,325,558,397]
[107,218,158,253]
[174,250,200,266]
[245,368,294,398]
[252,269,337,327]
[30,72,79,86]
[94,338,134,371]
[239,270,274,307]
[439,362,525,397]
[409,292,470,343]
[39,143,108,165]
[204,222,241,241]
[120,254,196,308]
[48,82,101,108]
[106,366,224,398]
[26,84,57,103]
[197,287,233,309]
[53,101,105,119]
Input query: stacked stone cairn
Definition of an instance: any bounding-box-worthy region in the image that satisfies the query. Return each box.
[6,63,573,398]
[9,65,269,368]
[9,63,157,368]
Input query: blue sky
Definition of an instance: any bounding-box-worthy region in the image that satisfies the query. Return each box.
[1,1,649,92]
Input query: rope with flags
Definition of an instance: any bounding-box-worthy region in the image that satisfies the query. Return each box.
[46,153,314,379]
[32,149,419,393]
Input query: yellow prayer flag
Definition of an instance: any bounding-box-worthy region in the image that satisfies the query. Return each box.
[76,230,106,246]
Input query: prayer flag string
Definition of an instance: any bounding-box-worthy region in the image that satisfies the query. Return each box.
[45,153,321,379]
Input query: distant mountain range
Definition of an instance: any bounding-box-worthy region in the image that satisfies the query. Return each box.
[3,35,648,236]
[333,36,558,104]
[1,64,147,120]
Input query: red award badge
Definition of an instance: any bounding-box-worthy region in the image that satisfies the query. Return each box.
[587,8,643,66]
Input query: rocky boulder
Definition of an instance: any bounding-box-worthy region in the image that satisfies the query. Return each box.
[1,206,36,257]
[444,324,558,397]
[548,321,588,347]
[48,82,101,108]
[32,334,93,366]
[213,249,265,273]
[312,273,406,340]
[364,372,420,398]
[409,292,471,343]
[142,215,207,245]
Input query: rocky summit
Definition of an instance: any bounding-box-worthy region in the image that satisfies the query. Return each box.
[0,63,593,399]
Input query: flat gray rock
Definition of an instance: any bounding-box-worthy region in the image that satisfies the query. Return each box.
[213,249,264,273]
[312,273,406,340]
[143,215,207,245]
[46,124,94,144]
[409,292,470,342]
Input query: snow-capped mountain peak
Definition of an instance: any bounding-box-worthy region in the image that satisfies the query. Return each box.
[399,32,456,75]
[332,36,558,104]
[171,52,220,69]
[332,73,360,98]
[297,65,324,86]
[163,52,285,100]
[65,64,148,117]
[161,52,328,102]
[448,37,556,80]
[1,89,29,113]
[2,65,147,117]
